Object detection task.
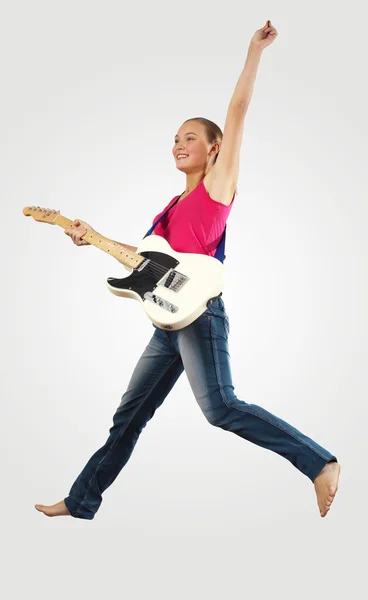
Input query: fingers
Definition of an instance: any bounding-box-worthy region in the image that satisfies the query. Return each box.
[64,219,90,245]
[65,228,88,245]
[263,19,277,34]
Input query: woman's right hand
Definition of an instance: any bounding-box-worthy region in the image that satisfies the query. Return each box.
[65,219,94,246]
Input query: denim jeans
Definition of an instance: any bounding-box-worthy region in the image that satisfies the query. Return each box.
[64,297,337,519]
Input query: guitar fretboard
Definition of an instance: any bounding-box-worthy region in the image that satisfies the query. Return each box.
[54,215,145,269]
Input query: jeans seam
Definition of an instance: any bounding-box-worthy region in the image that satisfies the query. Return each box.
[208,315,331,462]
[73,354,181,518]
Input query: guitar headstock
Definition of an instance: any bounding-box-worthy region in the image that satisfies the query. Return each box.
[23,206,60,223]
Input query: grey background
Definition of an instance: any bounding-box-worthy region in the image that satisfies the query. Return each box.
[1,0,367,598]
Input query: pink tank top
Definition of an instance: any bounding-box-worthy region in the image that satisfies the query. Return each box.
[150,180,235,257]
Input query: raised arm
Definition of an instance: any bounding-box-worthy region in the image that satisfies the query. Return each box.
[210,20,278,196]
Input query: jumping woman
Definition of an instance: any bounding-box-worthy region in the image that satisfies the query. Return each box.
[35,21,340,520]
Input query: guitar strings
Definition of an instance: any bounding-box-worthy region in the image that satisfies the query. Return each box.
[142,262,169,278]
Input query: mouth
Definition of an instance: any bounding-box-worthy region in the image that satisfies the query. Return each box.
[176,154,189,160]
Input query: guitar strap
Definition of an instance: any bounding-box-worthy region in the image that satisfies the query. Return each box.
[144,193,227,263]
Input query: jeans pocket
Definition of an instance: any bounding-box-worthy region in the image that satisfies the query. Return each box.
[206,300,230,335]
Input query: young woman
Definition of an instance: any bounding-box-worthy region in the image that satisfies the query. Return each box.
[35,21,340,520]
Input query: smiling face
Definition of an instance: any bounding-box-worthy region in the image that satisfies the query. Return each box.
[172,120,220,174]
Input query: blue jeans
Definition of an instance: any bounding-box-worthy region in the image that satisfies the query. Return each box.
[64,297,337,519]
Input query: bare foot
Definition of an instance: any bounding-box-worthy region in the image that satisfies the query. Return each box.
[35,500,71,517]
[314,461,341,517]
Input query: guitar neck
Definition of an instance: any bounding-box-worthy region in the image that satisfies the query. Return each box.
[54,214,145,270]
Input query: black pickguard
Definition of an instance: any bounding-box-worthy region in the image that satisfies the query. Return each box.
[106,250,179,299]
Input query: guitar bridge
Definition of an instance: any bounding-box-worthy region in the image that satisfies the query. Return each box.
[159,269,188,292]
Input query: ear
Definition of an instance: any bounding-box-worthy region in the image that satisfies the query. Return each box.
[210,142,220,159]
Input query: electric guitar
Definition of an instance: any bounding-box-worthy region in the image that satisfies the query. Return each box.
[23,206,224,330]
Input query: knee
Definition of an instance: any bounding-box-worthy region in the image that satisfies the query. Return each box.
[203,409,227,428]
[202,392,245,429]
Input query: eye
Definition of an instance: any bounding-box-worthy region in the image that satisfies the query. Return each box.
[174,137,194,143]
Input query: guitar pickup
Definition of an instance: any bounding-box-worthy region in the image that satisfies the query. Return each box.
[159,270,189,292]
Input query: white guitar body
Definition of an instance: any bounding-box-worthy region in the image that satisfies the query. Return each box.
[106,234,224,330]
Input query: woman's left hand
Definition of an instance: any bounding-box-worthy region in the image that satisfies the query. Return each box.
[250,20,278,51]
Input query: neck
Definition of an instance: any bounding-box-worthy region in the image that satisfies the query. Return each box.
[184,174,203,195]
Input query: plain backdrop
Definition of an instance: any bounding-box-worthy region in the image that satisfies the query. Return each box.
[1,0,367,599]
